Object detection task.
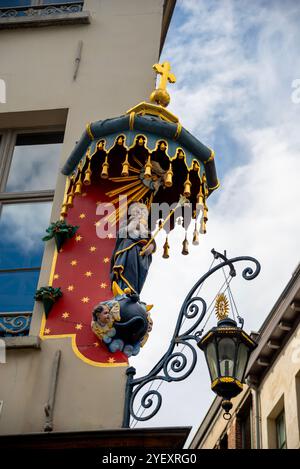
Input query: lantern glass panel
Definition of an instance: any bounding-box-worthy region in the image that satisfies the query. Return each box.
[218,338,236,377]
[235,342,249,381]
[206,342,218,381]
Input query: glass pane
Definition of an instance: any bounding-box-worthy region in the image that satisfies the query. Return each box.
[0,1,31,6]
[206,342,218,381]
[5,132,64,192]
[276,412,286,449]
[236,343,249,382]
[218,338,235,377]
[0,270,40,312]
[0,202,52,269]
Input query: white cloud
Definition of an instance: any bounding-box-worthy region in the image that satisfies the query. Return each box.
[129,0,300,432]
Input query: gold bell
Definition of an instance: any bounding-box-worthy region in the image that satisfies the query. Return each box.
[197,187,204,207]
[193,161,200,172]
[192,222,199,246]
[60,203,68,218]
[83,163,92,186]
[144,155,152,179]
[165,163,173,187]
[200,217,207,234]
[101,156,109,179]
[203,204,208,222]
[66,189,74,208]
[183,173,192,198]
[182,234,189,255]
[74,175,82,195]
[121,154,129,177]
[162,236,170,259]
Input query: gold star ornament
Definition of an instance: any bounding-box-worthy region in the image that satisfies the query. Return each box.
[215,293,230,321]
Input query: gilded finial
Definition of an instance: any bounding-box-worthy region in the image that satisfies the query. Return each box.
[215,293,230,321]
[150,61,176,107]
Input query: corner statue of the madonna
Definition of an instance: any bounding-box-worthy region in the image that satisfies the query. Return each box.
[91,202,155,357]
[110,202,156,295]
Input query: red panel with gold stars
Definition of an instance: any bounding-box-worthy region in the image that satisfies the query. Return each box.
[40,181,128,366]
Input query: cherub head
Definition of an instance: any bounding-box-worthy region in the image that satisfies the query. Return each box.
[92,304,111,326]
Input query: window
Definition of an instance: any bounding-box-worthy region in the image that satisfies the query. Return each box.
[237,394,253,449]
[276,411,287,449]
[0,129,64,336]
[267,395,287,449]
[219,433,228,449]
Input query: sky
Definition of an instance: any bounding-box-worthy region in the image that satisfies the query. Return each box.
[129,0,300,439]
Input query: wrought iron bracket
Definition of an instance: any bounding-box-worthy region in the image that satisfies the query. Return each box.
[122,249,261,427]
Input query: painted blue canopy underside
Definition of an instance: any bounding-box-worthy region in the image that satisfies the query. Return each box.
[61,114,218,189]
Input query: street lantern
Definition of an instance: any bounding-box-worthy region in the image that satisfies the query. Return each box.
[197,293,257,418]
[122,250,260,427]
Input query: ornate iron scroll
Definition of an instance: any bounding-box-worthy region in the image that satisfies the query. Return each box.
[122,248,261,427]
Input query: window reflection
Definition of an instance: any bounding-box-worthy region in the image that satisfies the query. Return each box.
[0,270,40,312]
[5,132,63,192]
[0,202,51,312]
[0,1,31,6]
[0,202,52,269]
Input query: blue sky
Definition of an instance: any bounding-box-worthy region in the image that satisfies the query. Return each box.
[130,0,300,435]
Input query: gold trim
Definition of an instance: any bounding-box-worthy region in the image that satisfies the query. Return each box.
[173,122,182,140]
[241,332,256,346]
[208,180,220,191]
[204,149,215,164]
[211,377,243,390]
[86,123,94,141]
[200,331,213,344]
[129,111,135,130]
[126,101,179,123]
[74,133,209,174]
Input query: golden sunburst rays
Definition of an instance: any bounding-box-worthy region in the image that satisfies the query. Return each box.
[106,180,142,198]
[109,176,139,183]
[132,156,143,168]
[215,293,230,321]
[128,166,141,174]
[101,180,150,228]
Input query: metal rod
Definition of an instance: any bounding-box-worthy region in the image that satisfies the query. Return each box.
[73,40,83,81]
[44,350,61,432]
[122,366,136,428]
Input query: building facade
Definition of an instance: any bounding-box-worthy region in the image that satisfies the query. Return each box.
[190,264,300,449]
[0,0,176,437]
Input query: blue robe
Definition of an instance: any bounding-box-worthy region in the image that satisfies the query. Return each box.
[110,236,153,294]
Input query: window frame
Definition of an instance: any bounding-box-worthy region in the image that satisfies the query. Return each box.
[0,126,63,319]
